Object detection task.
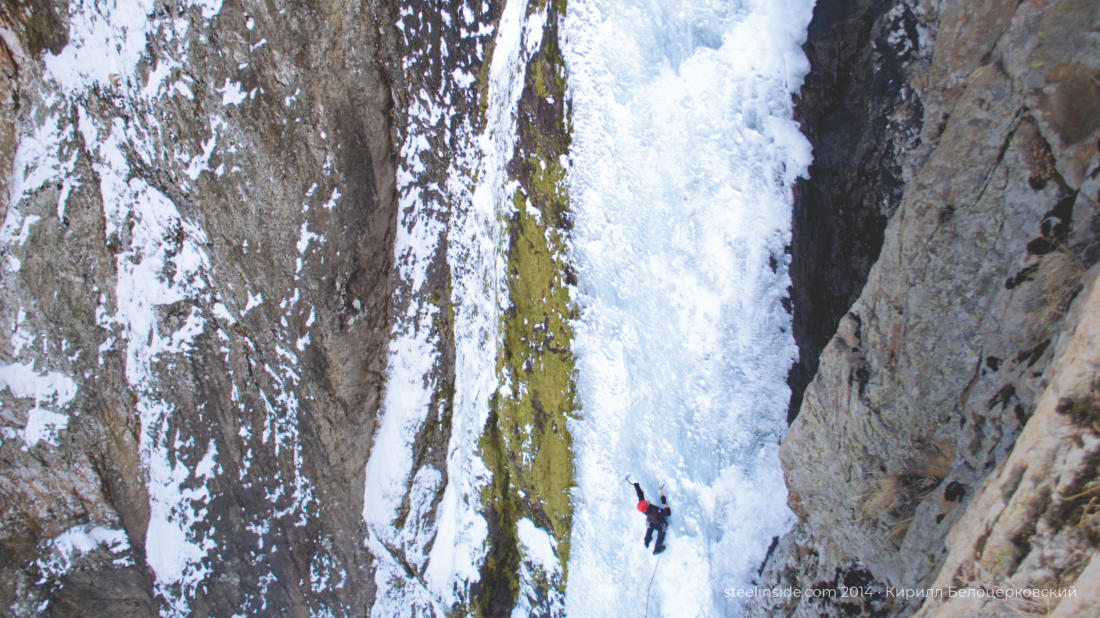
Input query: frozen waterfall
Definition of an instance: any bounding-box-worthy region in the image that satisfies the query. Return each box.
[563,0,815,614]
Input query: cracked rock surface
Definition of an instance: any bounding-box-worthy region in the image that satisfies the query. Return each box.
[1,1,400,614]
[758,0,1100,615]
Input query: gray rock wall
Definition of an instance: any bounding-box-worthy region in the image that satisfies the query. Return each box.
[757,0,1100,614]
[1,1,400,613]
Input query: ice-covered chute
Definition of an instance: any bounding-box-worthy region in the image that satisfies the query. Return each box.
[368,0,814,613]
[563,0,814,615]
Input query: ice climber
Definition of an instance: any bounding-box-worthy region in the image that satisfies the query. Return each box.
[632,481,671,554]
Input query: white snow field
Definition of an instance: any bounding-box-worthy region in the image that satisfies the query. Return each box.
[563,0,815,615]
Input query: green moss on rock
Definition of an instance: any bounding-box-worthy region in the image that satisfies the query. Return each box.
[474,0,577,613]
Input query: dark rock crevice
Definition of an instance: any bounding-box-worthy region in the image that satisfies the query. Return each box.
[786,0,927,422]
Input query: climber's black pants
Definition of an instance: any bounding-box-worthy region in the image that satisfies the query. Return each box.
[644,520,667,549]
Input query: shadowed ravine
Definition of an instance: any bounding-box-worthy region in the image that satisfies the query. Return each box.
[1,0,1098,616]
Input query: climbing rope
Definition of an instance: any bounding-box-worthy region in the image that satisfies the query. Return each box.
[629,474,665,617]
[643,551,664,618]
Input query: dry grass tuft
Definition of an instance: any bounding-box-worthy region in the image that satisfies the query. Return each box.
[859,475,903,522]
[1031,246,1085,336]
[856,440,955,550]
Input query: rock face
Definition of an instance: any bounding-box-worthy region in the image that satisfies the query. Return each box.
[1,0,576,614]
[914,266,1100,617]
[757,0,1100,615]
[1,0,400,614]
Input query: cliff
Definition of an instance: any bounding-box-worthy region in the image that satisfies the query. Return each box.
[0,0,580,614]
[4,0,1097,615]
[757,0,1100,615]
[1,0,402,613]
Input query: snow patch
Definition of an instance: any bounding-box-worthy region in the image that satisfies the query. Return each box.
[195,0,224,20]
[0,362,78,448]
[35,525,131,582]
[20,409,69,448]
[218,78,249,106]
[243,291,264,315]
[6,112,76,209]
[0,362,78,406]
[513,518,564,616]
[516,518,559,575]
[43,0,158,94]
